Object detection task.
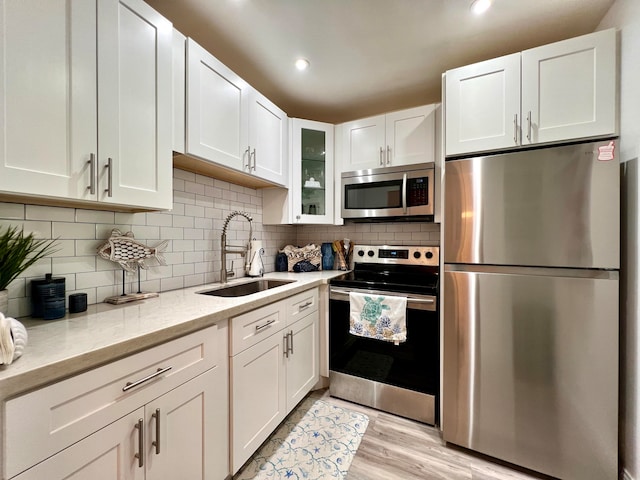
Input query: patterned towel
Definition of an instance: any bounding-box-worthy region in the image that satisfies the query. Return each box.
[349,292,407,344]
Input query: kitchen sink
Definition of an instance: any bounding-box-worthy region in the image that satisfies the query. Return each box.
[197,279,295,297]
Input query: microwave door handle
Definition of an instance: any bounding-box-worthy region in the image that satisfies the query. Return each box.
[402,173,407,213]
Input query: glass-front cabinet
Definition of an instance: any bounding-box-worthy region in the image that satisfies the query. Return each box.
[292,119,334,224]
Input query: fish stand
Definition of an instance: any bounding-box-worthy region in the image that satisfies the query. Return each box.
[97,229,164,305]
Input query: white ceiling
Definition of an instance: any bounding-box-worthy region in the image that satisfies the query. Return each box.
[146,0,615,124]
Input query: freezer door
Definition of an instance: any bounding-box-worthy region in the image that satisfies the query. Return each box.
[444,140,619,269]
[443,266,618,480]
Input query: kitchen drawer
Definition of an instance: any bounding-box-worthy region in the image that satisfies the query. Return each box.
[4,322,227,479]
[230,301,285,356]
[286,288,318,326]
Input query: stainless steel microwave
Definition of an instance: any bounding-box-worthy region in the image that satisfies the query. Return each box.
[341,163,435,220]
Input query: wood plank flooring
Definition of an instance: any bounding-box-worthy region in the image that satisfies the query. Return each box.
[310,389,552,480]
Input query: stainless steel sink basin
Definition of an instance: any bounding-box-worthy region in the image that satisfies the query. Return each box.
[197,279,295,297]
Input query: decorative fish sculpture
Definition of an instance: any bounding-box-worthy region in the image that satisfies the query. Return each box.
[97,229,168,273]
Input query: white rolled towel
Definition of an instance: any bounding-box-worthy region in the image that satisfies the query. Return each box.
[0,312,27,365]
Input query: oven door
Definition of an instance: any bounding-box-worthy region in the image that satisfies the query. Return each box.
[329,285,439,423]
[341,164,434,219]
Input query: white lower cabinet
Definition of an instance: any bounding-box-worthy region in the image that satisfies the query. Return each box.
[13,409,144,480]
[4,323,229,480]
[230,288,320,474]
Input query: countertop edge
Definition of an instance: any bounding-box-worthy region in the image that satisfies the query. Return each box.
[0,272,343,401]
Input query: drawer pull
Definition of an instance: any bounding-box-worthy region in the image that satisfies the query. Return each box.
[299,301,313,311]
[152,408,161,454]
[135,418,144,467]
[283,333,289,358]
[123,366,173,392]
[288,330,294,354]
[255,319,276,331]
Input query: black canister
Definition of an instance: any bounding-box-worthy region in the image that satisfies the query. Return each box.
[275,252,288,272]
[69,293,88,313]
[31,273,65,318]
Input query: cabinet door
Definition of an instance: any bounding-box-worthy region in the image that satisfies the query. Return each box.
[340,114,386,171]
[285,310,320,411]
[186,38,250,172]
[0,0,97,201]
[521,28,617,146]
[291,118,334,224]
[248,90,288,186]
[445,53,521,156]
[231,331,287,473]
[146,367,229,480]
[97,0,173,210]
[386,105,436,167]
[13,409,144,480]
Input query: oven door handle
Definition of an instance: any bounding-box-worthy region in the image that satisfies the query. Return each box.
[329,287,436,311]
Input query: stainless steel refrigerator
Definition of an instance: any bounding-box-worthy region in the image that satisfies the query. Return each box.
[443,140,619,480]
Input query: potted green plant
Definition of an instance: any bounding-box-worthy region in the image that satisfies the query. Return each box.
[0,226,58,316]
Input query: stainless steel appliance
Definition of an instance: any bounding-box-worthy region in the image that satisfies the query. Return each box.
[443,140,619,479]
[329,245,439,424]
[341,163,434,220]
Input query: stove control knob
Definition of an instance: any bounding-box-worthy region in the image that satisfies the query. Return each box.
[413,251,421,259]
[426,251,434,259]
[357,250,365,257]
[368,250,375,257]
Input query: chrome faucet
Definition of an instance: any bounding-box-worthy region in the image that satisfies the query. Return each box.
[221,211,253,283]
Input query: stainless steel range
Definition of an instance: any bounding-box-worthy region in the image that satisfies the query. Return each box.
[328,244,439,425]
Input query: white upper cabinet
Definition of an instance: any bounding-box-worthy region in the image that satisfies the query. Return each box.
[0,0,173,210]
[340,105,437,172]
[248,90,288,186]
[98,0,173,209]
[182,37,287,187]
[186,38,250,172]
[521,28,617,146]
[445,28,618,156]
[0,0,98,202]
[445,53,521,155]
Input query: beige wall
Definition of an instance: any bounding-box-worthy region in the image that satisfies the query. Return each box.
[598,1,640,478]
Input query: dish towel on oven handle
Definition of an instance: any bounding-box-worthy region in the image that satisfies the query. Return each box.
[349,292,408,345]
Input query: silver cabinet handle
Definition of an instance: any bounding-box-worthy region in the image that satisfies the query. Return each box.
[104,157,113,197]
[135,418,144,468]
[255,319,276,331]
[244,147,251,171]
[152,408,161,454]
[379,147,384,166]
[123,366,173,392]
[299,301,312,311]
[526,110,532,142]
[283,333,289,358]
[513,114,518,144]
[401,173,407,214]
[251,148,256,171]
[87,153,96,194]
[386,145,391,165]
[288,330,294,355]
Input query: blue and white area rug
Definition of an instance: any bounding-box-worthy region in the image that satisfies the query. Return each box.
[236,396,369,479]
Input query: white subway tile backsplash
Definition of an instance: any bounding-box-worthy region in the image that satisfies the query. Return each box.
[52,256,95,274]
[0,202,25,219]
[76,209,114,224]
[0,168,437,319]
[146,213,173,227]
[52,222,95,239]
[26,205,75,222]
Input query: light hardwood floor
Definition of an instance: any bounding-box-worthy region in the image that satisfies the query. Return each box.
[312,390,553,480]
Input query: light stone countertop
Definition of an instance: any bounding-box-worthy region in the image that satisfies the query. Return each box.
[0,271,346,401]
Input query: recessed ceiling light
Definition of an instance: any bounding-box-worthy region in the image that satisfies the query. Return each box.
[295,58,310,71]
[470,0,492,15]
